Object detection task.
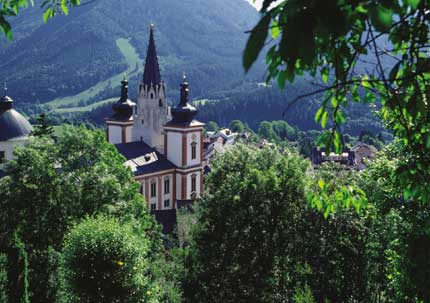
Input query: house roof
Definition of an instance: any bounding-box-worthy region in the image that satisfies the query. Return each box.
[114,141,176,176]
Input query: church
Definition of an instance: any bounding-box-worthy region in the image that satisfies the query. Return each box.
[106,25,205,212]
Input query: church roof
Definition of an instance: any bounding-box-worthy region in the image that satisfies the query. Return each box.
[0,85,33,141]
[109,78,136,121]
[166,74,203,127]
[115,141,176,176]
[142,25,161,86]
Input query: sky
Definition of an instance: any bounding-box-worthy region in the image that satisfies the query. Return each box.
[247,0,262,9]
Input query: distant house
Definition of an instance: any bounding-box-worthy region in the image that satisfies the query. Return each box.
[312,148,355,167]
[351,142,377,170]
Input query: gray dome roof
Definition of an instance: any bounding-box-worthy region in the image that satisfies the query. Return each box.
[0,92,33,141]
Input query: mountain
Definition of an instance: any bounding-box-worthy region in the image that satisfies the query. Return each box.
[0,0,262,112]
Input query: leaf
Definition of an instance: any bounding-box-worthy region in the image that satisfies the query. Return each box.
[277,70,287,89]
[243,13,271,72]
[321,66,329,84]
[318,179,325,189]
[321,111,328,128]
[43,8,53,23]
[389,61,401,82]
[369,6,393,32]
[61,0,69,15]
[0,15,13,40]
[361,75,372,88]
[271,19,280,39]
[406,0,420,9]
[315,108,324,123]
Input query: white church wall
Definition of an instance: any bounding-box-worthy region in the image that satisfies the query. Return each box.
[0,138,28,165]
[187,131,202,167]
[167,132,182,167]
[108,125,122,144]
[125,126,132,143]
[186,171,201,199]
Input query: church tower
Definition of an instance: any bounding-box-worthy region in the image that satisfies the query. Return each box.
[133,24,170,152]
[164,75,205,201]
[106,78,136,144]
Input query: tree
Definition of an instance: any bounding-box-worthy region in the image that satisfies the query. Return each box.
[206,121,219,132]
[258,120,277,141]
[0,125,161,302]
[1,0,80,40]
[184,145,378,303]
[31,113,55,138]
[229,120,245,133]
[59,216,160,303]
[244,0,430,205]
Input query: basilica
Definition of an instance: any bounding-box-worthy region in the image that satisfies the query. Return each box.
[106,25,205,213]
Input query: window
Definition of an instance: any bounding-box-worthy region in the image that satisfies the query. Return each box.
[164,199,170,208]
[0,151,4,163]
[150,93,154,99]
[191,174,197,192]
[150,203,156,211]
[140,183,144,194]
[159,99,163,107]
[141,119,144,124]
[150,181,157,197]
[164,177,170,194]
[191,142,197,160]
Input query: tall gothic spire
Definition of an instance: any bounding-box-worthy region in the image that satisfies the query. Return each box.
[143,24,161,86]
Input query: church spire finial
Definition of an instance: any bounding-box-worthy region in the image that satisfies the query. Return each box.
[143,23,161,86]
[3,81,7,97]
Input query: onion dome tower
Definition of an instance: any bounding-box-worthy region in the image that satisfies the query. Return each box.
[0,83,33,164]
[106,78,136,144]
[133,24,170,152]
[168,74,198,126]
[164,74,205,202]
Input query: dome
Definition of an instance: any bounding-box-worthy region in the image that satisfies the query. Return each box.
[109,79,136,121]
[167,75,198,126]
[0,90,33,141]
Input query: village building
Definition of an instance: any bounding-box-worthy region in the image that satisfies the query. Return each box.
[106,25,205,224]
[0,84,33,177]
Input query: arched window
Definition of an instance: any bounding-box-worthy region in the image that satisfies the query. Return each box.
[164,177,170,194]
[191,174,197,193]
[159,99,163,107]
[191,142,197,160]
[150,92,154,99]
[150,180,157,197]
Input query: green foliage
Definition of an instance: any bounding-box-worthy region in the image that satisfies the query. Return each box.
[0,253,7,302]
[307,162,367,217]
[4,232,29,303]
[245,0,430,206]
[0,0,80,40]
[0,125,160,301]
[258,120,277,141]
[184,145,379,303]
[59,216,159,303]
[205,121,219,132]
[31,113,54,137]
[228,119,245,133]
[359,146,430,302]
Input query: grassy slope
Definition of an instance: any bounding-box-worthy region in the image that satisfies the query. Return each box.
[46,38,140,111]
